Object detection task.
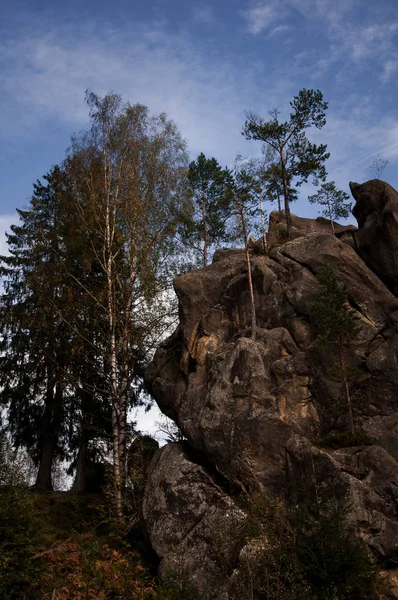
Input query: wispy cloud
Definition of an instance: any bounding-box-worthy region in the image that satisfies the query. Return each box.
[1,4,397,219]
[241,0,398,84]
[242,2,281,34]
[0,16,297,166]
[192,5,215,25]
[268,24,291,37]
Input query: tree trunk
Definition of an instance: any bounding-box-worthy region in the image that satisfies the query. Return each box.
[260,196,267,253]
[73,433,88,493]
[240,207,256,340]
[202,196,208,267]
[338,339,355,434]
[35,383,63,490]
[35,436,55,490]
[118,358,129,493]
[280,159,292,238]
[73,387,96,493]
[328,201,335,235]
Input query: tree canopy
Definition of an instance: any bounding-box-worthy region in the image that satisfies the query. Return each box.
[242,88,330,237]
[178,152,233,267]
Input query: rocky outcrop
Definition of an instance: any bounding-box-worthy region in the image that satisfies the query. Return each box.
[350,179,398,295]
[267,210,356,248]
[143,443,246,599]
[144,184,398,597]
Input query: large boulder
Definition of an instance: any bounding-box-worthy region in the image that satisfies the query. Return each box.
[143,443,246,599]
[146,230,398,493]
[144,205,398,596]
[286,436,398,564]
[267,210,356,249]
[350,179,398,294]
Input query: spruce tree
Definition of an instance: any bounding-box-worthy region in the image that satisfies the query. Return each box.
[0,167,73,489]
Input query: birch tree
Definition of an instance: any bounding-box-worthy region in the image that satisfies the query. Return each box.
[68,91,188,518]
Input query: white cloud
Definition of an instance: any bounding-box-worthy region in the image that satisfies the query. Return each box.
[242,2,281,34]
[268,24,291,37]
[2,7,398,218]
[382,59,398,83]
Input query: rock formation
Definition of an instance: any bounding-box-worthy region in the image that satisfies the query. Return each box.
[350,179,398,295]
[143,181,398,598]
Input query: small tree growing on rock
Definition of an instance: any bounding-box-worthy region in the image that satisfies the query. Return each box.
[242,89,330,238]
[312,264,360,434]
[369,154,388,180]
[308,181,351,235]
[230,158,261,340]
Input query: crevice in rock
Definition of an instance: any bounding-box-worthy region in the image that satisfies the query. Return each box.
[278,246,319,278]
[180,440,242,497]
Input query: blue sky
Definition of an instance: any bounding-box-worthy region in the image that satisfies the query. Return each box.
[1,0,398,245]
[1,0,397,436]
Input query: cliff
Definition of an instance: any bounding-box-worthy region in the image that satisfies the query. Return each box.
[143,179,398,599]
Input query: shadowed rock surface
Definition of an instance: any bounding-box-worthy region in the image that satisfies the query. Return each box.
[144,182,398,598]
[350,179,398,295]
[143,443,246,599]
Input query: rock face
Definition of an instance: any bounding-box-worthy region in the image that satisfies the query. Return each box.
[267,210,356,249]
[350,179,398,295]
[144,184,398,598]
[143,443,246,599]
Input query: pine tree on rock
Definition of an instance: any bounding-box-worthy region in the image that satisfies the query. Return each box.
[242,89,330,238]
[230,158,261,340]
[258,146,298,214]
[308,181,351,235]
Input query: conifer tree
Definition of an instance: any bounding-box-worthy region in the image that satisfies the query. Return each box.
[308,181,351,235]
[312,264,360,434]
[258,146,298,213]
[0,167,73,489]
[178,152,233,267]
[242,89,329,238]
